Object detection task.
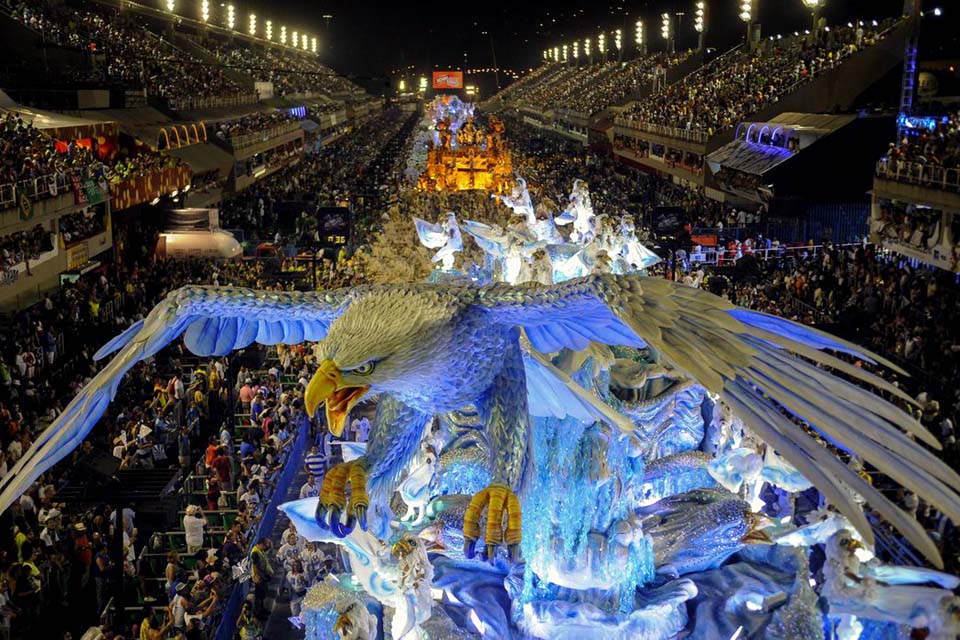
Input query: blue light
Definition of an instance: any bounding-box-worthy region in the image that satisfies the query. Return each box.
[896,113,938,132]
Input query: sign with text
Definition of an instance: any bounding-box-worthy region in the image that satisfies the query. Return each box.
[432,71,464,89]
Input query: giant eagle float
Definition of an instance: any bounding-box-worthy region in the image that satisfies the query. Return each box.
[1,274,957,576]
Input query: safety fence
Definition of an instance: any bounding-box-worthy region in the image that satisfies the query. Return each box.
[614,119,710,144]
[225,122,303,151]
[875,158,960,193]
[213,418,309,640]
[167,93,259,113]
[0,165,106,210]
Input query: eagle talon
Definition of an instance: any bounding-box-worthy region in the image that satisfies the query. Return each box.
[319,460,369,539]
[462,484,522,563]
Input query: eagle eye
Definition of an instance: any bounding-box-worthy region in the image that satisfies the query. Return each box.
[351,361,376,376]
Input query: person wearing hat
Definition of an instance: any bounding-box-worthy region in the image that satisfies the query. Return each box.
[182,505,207,555]
[170,582,191,632]
[39,508,61,548]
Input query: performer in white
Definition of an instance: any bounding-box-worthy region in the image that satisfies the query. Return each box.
[556,179,597,244]
[413,212,463,271]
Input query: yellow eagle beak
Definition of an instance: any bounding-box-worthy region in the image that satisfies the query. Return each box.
[304,359,370,437]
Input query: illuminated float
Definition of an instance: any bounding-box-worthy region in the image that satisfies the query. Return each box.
[415,98,513,194]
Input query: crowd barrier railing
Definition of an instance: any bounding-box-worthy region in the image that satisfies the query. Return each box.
[225,121,303,151]
[167,93,259,113]
[875,158,960,193]
[613,119,710,144]
[213,418,309,640]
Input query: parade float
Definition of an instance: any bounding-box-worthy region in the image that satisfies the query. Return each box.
[414,97,513,194]
[2,108,959,640]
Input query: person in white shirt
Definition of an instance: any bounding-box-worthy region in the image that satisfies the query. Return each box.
[182,505,207,554]
[239,483,261,513]
[299,474,320,499]
[277,531,301,572]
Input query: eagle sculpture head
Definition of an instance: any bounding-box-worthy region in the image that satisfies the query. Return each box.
[305,287,471,435]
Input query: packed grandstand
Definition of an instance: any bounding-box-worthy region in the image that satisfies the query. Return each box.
[0,1,957,639]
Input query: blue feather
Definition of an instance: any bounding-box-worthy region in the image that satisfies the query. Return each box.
[727,308,874,362]
[94,320,144,360]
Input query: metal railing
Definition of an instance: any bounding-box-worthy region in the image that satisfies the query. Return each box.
[0,164,106,210]
[875,158,960,193]
[614,119,710,144]
[167,93,259,113]
[224,121,303,150]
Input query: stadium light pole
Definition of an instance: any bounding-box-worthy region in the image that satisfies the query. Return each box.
[584,38,591,64]
[573,40,579,66]
[200,0,209,23]
[248,13,256,37]
[615,28,623,61]
[598,32,606,61]
[739,0,754,48]
[635,19,646,56]
[694,1,706,52]
[661,13,674,54]
[226,4,235,31]
[280,25,287,45]
[562,43,568,63]
[803,0,824,45]
[265,20,272,42]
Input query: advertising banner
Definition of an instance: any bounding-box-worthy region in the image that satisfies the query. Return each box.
[432,71,464,89]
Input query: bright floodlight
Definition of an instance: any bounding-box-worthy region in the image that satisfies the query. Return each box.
[661,13,671,40]
[562,44,568,62]
[802,0,823,7]
[266,20,272,40]
[293,31,299,48]
[739,0,751,22]
[399,79,406,92]
[695,2,705,32]
[302,33,308,50]
[543,50,548,60]
[573,41,579,59]
[598,32,606,54]
[553,46,559,61]
[584,38,591,57]
[200,0,209,22]
[226,4,235,29]
[419,76,427,90]
[248,13,256,36]
[311,37,317,53]
[635,20,643,46]
[280,25,287,45]
[165,0,174,13]
[615,28,622,51]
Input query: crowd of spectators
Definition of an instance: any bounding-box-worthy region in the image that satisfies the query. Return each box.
[5,0,250,105]
[0,224,52,274]
[505,52,692,116]
[58,208,105,245]
[213,112,298,144]
[878,110,960,188]
[201,37,366,99]
[618,21,894,138]
[1,112,104,189]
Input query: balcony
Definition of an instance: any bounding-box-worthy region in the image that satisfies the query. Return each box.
[874,158,960,212]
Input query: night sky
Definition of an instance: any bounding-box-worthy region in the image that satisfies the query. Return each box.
[231,0,941,87]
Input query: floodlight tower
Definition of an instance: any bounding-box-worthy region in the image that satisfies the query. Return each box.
[694,1,707,52]
[635,19,646,55]
[739,0,755,49]
[614,28,623,61]
[661,13,674,54]
[802,0,824,45]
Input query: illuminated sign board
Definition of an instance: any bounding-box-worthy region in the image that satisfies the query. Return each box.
[432,71,464,89]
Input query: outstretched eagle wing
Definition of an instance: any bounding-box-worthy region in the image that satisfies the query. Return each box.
[476,274,958,568]
[0,285,352,513]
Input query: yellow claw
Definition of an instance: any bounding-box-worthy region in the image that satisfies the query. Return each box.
[463,484,522,562]
[317,461,370,536]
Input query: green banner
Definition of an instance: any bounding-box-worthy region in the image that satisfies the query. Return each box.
[82,178,106,205]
